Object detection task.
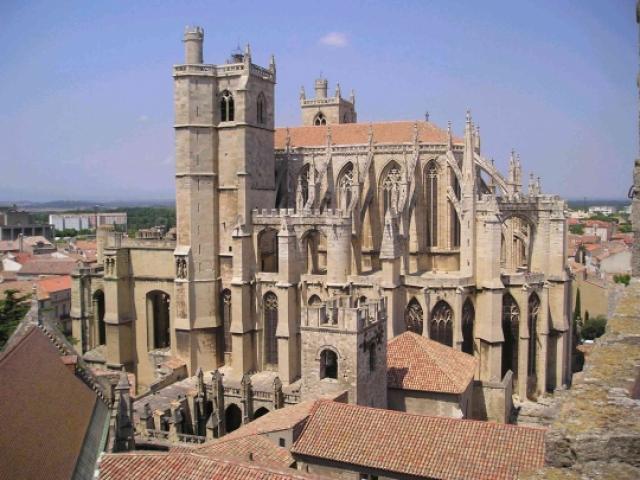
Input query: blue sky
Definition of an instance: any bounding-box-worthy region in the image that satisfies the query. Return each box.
[0,0,636,201]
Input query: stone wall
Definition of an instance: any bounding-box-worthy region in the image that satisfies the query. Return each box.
[520,282,640,479]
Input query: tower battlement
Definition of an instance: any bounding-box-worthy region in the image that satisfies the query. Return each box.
[302,296,387,332]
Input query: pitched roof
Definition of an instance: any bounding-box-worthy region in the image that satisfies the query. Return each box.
[97,452,321,480]
[387,331,477,394]
[38,275,72,295]
[0,327,100,480]
[292,401,545,480]
[223,400,319,441]
[17,259,77,276]
[274,121,460,149]
[192,434,294,468]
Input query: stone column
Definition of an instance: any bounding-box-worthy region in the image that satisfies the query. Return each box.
[536,287,550,397]
[326,220,352,286]
[517,288,530,401]
[277,219,300,383]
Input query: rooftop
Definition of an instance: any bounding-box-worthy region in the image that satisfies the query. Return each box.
[292,401,545,480]
[387,331,477,394]
[275,120,461,149]
[188,434,294,468]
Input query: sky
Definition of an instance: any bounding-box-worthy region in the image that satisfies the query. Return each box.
[0,0,637,202]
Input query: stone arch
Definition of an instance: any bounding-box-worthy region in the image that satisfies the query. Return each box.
[263,291,278,367]
[336,162,355,212]
[378,160,403,219]
[146,290,171,350]
[502,293,520,382]
[258,228,278,273]
[308,294,323,306]
[430,300,453,346]
[500,213,537,272]
[462,298,475,355]
[220,289,232,354]
[93,289,106,346]
[219,90,234,122]
[319,348,338,379]
[225,403,242,433]
[300,228,327,274]
[297,164,311,208]
[404,297,424,335]
[253,407,270,419]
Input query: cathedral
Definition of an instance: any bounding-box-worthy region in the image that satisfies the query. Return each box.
[71,26,571,426]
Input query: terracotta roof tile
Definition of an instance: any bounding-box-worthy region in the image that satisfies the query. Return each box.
[387,331,477,394]
[17,259,77,276]
[0,328,100,480]
[98,452,322,480]
[292,401,546,480]
[38,275,72,294]
[190,434,294,468]
[275,121,460,149]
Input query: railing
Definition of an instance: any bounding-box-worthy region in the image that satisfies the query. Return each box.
[177,433,206,444]
[283,393,301,404]
[253,390,272,400]
[224,387,241,396]
[146,429,170,441]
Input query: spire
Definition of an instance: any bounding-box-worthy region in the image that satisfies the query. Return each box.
[269,54,276,73]
[350,89,356,106]
[462,110,475,191]
[474,124,481,154]
[299,85,306,102]
[447,120,453,151]
[335,82,341,98]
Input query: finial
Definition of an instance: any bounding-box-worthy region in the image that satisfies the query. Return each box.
[350,89,356,105]
[413,121,419,143]
[285,127,291,150]
[269,54,276,72]
[245,43,251,56]
[466,110,471,124]
[368,123,374,144]
[335,82,341,98]
[425,111,430,122]
[299,85,306,101]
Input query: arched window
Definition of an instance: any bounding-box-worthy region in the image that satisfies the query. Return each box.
[462,299,475,355]
[220,90,234,122]
[430,301,453,346]
[380,162,402,218]
[502,293,520,380]
[257,92,266,124]
[425,161,438,247]
[320,349,338,379]
[264,292,278,366]
[147,290,171,350]
[221,289,232,354]
[314,112,327,126]
[258,228,278,272]
[225,404,242,433]
[301,229,327,274]
[404,298,423,335]
[528,293,540,377]
[254,407,270,419]
[93,290,106,346]
[337,163,354,212]
[308,294,322,306]
[357,296,367,307]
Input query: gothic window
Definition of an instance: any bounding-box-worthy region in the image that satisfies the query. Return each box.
[264,292,278,366]
[220,90,234,122]
[425,161,438,247]
[404,298,423,335]
[337,163,354,212]
[357,296,367,307]
[314,112,327,126]
[147,290,171,350]
[528,293,540,377]
[462,299,475,355]
[301,229,327,274]
[258,228,278,272]
[502,293,520,380]
[221,289,232,353]
[380,163,402,217]
[430,300,453,347]
[93,290,106,346]
[257,92,266,124]
[320,349,338,379]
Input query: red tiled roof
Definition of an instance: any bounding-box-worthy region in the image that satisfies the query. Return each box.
[223,400,319,441]
[275,121,460,149]
[38,275,72,294]
[292,401,545,480]
[192,434,294,468]
[98,452,321,480]
[387,331,477,394]
[0,327,100,480]
[17,259,77,276]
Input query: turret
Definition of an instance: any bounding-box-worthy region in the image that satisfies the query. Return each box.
[315,77,328,99]
[183,26,204,64]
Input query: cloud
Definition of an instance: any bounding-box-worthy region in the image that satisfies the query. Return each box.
[319,32,348,47]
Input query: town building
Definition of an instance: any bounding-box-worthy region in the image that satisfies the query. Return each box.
[71,27,572,438]
[49,212,128,232]
[0,206,54,241]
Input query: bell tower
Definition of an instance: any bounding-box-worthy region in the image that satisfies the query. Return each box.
[172,26,276,375]
[300,77,357,126]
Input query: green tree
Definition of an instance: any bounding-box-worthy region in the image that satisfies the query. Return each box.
[569,224,584,235]
[613,274,631,286]
[573,288,582,324]
[0,290,31,349]
[618,224,632,233]
[581,315,607,341]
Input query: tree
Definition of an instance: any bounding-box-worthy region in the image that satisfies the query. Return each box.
[573,288,582,324]
[0,290,31,349]
[613,274,631,286]
[569,224,585,235]
[581,315,607,341]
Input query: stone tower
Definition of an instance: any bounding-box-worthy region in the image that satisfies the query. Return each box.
[300,77,357,125]
[300,296,388,408]
[173,26,276,375]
